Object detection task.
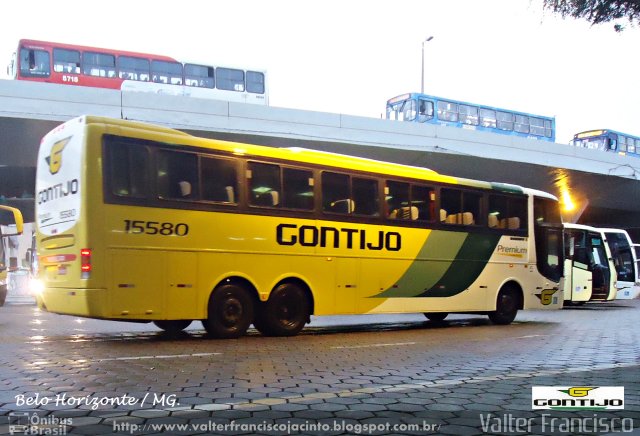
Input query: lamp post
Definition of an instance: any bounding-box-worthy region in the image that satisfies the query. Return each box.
[421,36,434,94]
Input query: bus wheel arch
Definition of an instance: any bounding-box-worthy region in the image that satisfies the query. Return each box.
[254,278,313,337]
[488,281,523,325]
[203,277,257,339]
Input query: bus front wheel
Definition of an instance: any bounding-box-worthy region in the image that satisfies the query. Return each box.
[203,284,254,339]
[153,320,192,334]
[254,283,309,337]
[488,285,520,325]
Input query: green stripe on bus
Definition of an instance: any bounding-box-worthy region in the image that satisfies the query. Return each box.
[490,182,525,194]
[375,231,467,298]
[418,233,501,297]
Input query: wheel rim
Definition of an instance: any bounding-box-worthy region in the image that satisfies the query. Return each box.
[499,291,517,315]
[276,294,298,326]
[220,296,243,328]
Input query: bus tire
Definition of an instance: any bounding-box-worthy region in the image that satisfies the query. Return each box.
[254,283,309,337]
[203,284,253,339]
[153,320,192,333]
[488,285,520,325]
[423,312,448,322]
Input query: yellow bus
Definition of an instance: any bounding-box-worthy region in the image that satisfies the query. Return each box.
[0,205,25,306]
[34,115,563,337]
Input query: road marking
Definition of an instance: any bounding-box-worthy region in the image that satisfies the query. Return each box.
[183,360,639,411]
[331,341,416,349]
[514,334,545,339]
[29,352,221,366]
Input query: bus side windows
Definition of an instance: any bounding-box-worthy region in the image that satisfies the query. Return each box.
[248,162,281,207]
[53,48,80,74]
[322,173,378,216]
[157,150,198,200]
[282,168,314,210]
[108,141,150,198]
[440,188,482,226]
[488,194,527,230]
[201,157,237,204]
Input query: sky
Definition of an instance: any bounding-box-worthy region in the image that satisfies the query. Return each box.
[1,0,638,144]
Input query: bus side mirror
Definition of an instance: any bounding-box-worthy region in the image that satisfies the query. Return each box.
[0,205,24,236]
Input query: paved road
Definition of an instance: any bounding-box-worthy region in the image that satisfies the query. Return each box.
[0,300,639,435]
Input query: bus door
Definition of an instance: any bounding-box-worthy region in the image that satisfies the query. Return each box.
[587,235,615,300]
[564,230,592,303]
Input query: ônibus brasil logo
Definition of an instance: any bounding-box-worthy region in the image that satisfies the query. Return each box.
[45,137,71,175]
[532,386,624,410]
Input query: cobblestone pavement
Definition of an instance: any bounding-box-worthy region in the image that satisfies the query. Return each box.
[0,300,639,435]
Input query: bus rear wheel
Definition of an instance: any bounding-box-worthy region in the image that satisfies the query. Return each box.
[203,283,254,339]
[423,312,448,322]
[488,285,520,325]
[153,320,192,333]
[254,283,309,337]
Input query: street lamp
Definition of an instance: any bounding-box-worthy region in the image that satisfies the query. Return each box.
[421,36,434,94]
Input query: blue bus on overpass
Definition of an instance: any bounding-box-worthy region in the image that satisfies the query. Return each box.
[386,93,555,142]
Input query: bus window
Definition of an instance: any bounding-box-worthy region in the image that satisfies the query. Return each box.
[157,150,198,200]
[118,56,150,81]
[458,105,478,126]
[282,168,313,210]
[53,48,80,74]
[412,185,436,221]
[322,172,352,214]
[479,108,497,128]
[544,119,553,138]
[514,115,529,134]
[151,60,183,85]
[246,71,265,94]
[184,64,214,88]
[19,48,50,77]
[83,52,116,78]
[440,188,462,224]
[437,101,458,122]
[534,197,561,224]
[529,117,546,137]
[248,162,281,207]
[417,99,434,122]
[463,191,482,225]
[200,156,237,204]
[386,181,409,220]
[108,140,150,198]
[217,67,244,91]
[496,111,514,131]
[352,178,378,216]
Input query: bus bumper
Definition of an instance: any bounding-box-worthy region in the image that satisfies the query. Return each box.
[39,287,108,317]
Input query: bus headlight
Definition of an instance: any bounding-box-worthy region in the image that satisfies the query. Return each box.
[29,278,45,296]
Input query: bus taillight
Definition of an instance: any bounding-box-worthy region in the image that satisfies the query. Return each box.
[80,248,91,279]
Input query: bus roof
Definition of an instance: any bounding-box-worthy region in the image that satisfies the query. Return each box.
[78,115,551,196]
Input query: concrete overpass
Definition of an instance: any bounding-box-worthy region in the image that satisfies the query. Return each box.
[1,79,639,236]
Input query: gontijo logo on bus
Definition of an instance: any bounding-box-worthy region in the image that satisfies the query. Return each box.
[46,137,70,175]
[38,136,79,205]
[535,288,558,305]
